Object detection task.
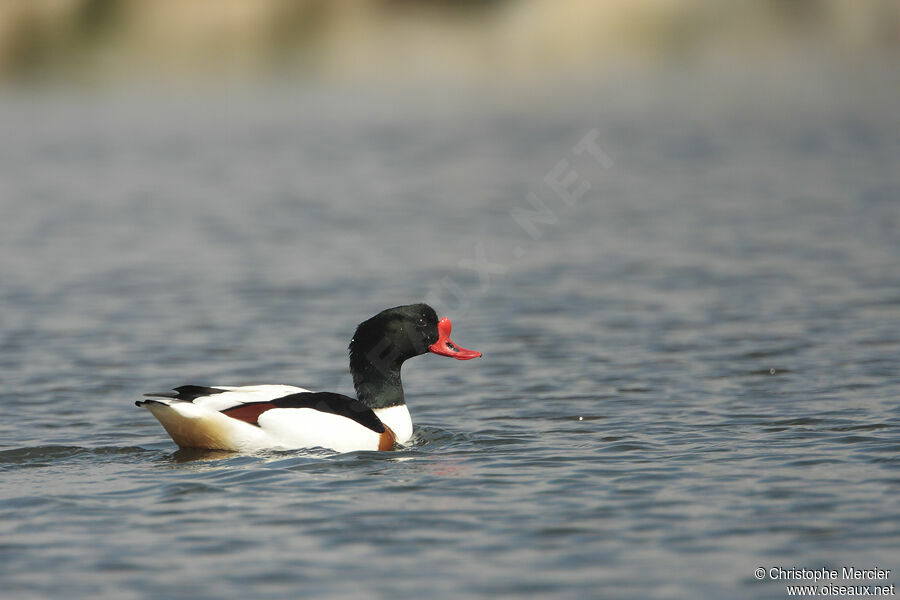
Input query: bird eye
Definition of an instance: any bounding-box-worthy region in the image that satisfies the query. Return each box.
[417,318,427,327]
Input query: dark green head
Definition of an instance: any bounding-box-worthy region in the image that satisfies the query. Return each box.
[348,303,481,408]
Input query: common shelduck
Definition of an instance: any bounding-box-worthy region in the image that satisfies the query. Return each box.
[136,303,481,453]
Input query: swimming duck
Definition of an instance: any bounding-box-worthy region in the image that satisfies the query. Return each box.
[136,303,481,453]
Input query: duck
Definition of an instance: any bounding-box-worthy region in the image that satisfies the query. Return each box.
[136,303,481,453]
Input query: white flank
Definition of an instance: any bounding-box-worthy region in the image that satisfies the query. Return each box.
[374,404,413,444]
[257,408,383,453]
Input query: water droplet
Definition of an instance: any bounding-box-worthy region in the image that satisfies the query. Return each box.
[769,368,776,375]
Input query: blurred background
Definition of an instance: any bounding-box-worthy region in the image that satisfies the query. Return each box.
[0,0,898,85]
[2,2,899,600]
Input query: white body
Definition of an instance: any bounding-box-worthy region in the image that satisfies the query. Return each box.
[140,385,413,453]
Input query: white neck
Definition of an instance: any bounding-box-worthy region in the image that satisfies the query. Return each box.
[373,405,413,444]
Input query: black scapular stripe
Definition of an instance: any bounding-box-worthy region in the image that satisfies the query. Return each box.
[224,392,385,433]
[143,385,228,402]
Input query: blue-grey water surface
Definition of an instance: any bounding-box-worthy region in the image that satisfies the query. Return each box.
[1,69,899,599]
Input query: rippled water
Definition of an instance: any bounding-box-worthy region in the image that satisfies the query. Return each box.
[1,70,898,599]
